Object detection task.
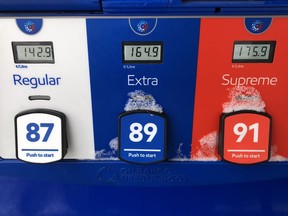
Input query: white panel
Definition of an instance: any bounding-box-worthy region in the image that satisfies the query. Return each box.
[0,18,95,159]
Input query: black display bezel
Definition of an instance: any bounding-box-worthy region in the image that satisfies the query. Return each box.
[12,41,55,64]
[122,42,163,64]
[232,41,276,63]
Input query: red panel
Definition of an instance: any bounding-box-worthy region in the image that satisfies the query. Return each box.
[192,18,288,161]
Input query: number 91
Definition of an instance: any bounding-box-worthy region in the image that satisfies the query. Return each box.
[233,122,259,143]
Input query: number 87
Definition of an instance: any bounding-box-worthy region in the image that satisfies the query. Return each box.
[26,122,54,142]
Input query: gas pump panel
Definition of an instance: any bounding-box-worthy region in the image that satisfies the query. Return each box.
[0,18,95,162]
[0,0,288,184]
[87,18,198,163]
[191,17,287,164]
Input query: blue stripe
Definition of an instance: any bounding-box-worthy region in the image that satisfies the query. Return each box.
[22,149,59,152]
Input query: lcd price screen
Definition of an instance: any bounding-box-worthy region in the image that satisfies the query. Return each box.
[232,41,276,63]
[12,42,55,64]
[123,42,163,63]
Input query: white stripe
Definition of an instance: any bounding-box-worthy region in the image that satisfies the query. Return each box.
[227,149,265,153]
[124,149,161,152]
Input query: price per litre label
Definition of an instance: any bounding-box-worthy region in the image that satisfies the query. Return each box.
[118,111,167,164]
[15,109,67,164]
[219,111,271,164]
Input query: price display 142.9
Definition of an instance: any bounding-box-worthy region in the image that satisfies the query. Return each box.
[12,41,55,64]
[123,42,163,63]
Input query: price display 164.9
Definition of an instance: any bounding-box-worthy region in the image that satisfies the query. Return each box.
[123,42,163,63]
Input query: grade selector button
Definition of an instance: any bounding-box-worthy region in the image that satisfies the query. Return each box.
[15,109,68,164]
[219,110,271,164]
[119,110,167,164]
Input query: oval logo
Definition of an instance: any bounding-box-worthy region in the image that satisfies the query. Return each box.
[16,19,43,35]
[129,18,157,36]
[245,18,272,34]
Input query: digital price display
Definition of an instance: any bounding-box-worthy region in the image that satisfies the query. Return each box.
[123,42,163,63]
[12,42,55,63]
[232,41,276,63]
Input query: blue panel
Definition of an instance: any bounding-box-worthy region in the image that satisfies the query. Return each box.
[102,0,288,15]
[87,18,200,159]
[0,0,101,11]
[1,161,288,186]
[1,171,288,215]
[0,0,288,15]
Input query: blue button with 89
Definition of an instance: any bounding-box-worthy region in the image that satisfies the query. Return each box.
[118,110,167,164]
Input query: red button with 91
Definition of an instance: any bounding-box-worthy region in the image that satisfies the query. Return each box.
[219,111,272,164]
